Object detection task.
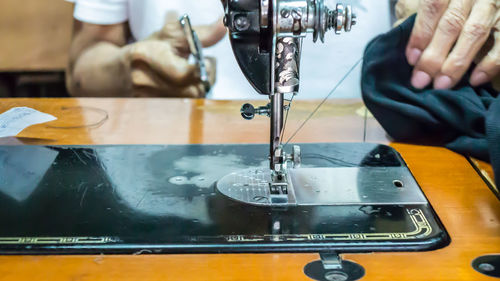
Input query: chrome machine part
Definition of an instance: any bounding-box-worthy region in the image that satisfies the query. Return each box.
[216,167,428,207]
[276,0,356,41]
[304,253,365,281]
[291,144,301,167]
[270,94,285,174]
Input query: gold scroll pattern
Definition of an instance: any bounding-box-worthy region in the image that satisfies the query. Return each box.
[0,209,432,245]
[226,208,433,242]
[0,236,118,245]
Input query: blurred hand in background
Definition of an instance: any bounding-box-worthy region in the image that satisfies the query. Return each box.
[66,12,225,97]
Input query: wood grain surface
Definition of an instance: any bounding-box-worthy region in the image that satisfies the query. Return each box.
[0,98,498,281]
[470,158,498,197]
[0,1,73,71]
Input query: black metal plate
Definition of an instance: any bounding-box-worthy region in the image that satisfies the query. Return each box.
[0,143,449,254]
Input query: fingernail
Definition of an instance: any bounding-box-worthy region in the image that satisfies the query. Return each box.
[434,75,453,89]
[407,48,422,66]
[470,71,489,86]
[411,71,432,89]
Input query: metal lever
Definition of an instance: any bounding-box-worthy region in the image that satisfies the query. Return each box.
[320,252,343,270]
[304,252,365,281]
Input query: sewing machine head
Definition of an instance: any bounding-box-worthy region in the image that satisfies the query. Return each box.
[218,0,356,205]
[222,0,356,95]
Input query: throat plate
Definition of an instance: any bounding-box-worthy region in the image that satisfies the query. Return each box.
[216,167,428,207]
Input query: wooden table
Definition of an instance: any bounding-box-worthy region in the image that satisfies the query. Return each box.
[0,98,499,281]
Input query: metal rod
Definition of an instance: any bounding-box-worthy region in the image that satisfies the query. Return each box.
[270,93,284,170]
[270,37,300,173]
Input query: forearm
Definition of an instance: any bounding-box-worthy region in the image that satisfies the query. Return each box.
[66,42,132,97]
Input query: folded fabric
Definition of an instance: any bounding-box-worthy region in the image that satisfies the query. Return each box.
[361,15,500,189]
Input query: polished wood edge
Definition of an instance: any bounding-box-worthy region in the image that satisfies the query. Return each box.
[468,157,499,200]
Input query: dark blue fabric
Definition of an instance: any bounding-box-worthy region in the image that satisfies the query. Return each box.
[361,15,500,187]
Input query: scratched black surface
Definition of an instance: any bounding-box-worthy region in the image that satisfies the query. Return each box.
[0,143,449,254]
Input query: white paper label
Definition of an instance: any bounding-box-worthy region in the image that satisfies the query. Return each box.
[0,107,57,138]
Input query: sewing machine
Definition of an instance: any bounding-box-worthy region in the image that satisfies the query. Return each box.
[217,0,357,206]
[0,1,450,280]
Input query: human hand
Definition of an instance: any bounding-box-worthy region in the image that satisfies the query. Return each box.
[405,0,500,89]
[125,12,226,97]
[126,40,217,98]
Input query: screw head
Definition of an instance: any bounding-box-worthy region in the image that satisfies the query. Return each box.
[234,15,250,31]
[240,103,255,120]
[324,271,349,281]
[280,8,290,18]
[478,263,495,272]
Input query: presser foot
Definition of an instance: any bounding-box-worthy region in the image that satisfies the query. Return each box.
[267,145,301,204]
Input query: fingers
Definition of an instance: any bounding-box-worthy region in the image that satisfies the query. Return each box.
[127,39,217,95]
[436,0,497,88]
[128,41,201,86]
[409,0,498,89]
[406,0,450,66]
[129,46,209,98]
[471,10,500,86]
[130,64,158,88]
[160,12,191,55]
[161,55,201,85]
[411,0,473,88]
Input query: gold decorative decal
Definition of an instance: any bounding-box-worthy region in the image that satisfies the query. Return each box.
[226,208,433,242]
[0,209,433,245]
[0,236,118,245]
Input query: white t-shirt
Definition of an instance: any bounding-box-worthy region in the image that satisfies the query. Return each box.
[68,0,391,100]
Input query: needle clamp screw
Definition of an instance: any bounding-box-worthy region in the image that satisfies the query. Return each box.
[240,103,271,120]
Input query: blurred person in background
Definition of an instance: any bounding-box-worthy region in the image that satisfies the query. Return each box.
[66,0,499,99]
[65,0,389,99]
[66,1,228,98]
